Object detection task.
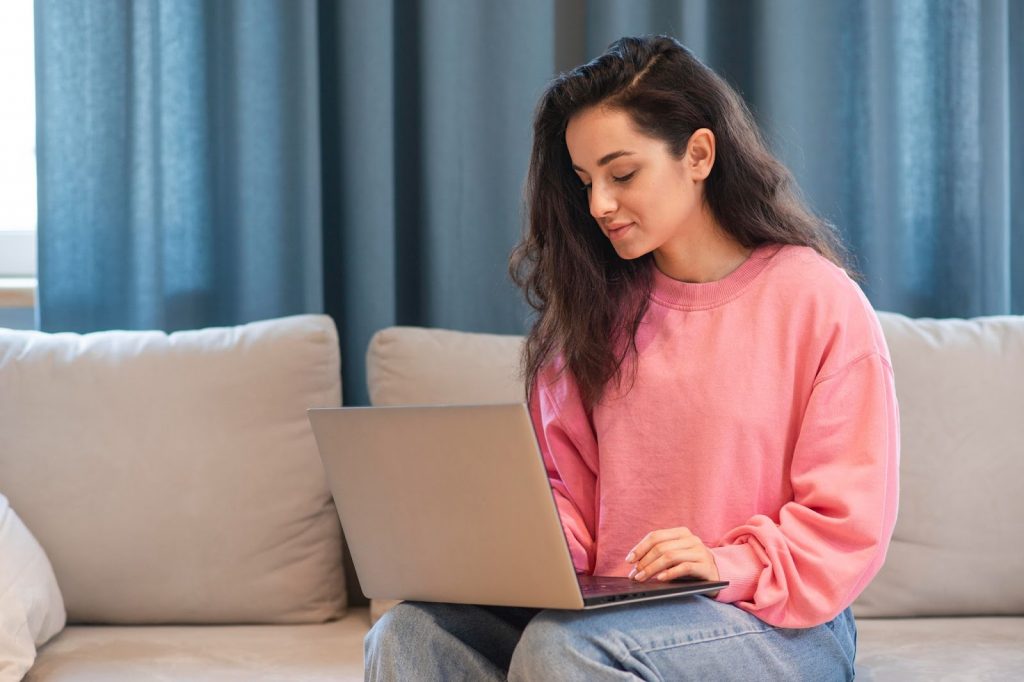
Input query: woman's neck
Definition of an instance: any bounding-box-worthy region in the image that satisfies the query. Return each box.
[653,211,752,284]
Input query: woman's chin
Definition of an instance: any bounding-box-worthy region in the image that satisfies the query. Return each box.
[612,243,648,260]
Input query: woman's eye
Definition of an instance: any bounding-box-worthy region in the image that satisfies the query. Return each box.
[578,171,634,191]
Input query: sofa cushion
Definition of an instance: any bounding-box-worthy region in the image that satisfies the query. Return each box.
[0,315,345,624]
[28,608,369,681]
[0,493,66,679]
[366,326,525,406]
[854,616,1024,680]
[853,313,1024,617]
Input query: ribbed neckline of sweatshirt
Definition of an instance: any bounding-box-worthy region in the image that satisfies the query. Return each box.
[649,241,784,310]
[529,242,900,629]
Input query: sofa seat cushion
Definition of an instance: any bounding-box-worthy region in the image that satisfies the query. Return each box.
[854,616,1024,680]
[29,611,1022,681]
[27,608,369,681]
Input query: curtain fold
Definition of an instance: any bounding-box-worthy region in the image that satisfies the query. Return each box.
[317,0,550,404]
[36,0,1022,407]
[35,0,322,332]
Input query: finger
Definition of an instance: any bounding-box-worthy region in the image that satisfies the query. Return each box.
[626,527,693,563]
[626,529,667,563]
[634,549,700,581]
[653,561,712,582]
[636,540,699,574]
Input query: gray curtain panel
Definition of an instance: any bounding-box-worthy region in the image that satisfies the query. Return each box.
[35,0,1023,407]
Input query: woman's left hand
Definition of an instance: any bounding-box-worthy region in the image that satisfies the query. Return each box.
[625,527,721,586]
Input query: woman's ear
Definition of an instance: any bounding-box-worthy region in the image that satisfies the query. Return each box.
[686,128,716,181]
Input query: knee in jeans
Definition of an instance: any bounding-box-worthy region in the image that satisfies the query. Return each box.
[509,611,583,675]
[364,602,423,658]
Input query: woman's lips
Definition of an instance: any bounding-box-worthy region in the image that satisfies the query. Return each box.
[607,223,634,241]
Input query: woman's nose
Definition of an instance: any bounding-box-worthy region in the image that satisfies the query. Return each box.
[589,185,616,220]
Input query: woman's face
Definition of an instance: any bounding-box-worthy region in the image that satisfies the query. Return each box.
[565,106,711,262]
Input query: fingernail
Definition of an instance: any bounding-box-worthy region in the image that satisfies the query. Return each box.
[625,551,635,562]
[635,570,646,580]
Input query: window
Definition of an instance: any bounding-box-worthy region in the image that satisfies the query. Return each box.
[0,0,37,279]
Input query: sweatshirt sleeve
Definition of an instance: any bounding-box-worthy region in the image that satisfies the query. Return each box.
[528,367,600,575]
[709,351,900,628]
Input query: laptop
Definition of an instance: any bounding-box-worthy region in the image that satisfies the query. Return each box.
[307,403,728,610]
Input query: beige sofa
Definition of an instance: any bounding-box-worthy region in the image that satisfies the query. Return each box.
[2,316,367,681]
[2,311,1023,680]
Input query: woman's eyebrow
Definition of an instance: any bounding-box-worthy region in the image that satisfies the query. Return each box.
[572,150,635,172]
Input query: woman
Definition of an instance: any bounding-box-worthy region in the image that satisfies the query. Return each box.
[365,35,898,681]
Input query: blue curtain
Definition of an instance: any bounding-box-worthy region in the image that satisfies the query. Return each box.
[36,0,1023,407]
[35,0,324,331]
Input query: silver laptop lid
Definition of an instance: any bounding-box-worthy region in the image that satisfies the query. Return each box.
[307,403,585,609]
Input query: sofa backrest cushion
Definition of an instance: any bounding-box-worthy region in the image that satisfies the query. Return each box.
[0,315,345,624]
[366,316,1024,617]
[367,326,525,406]
[852,312,1024,617]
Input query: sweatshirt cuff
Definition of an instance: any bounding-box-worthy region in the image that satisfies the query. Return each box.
[709,543,764,604]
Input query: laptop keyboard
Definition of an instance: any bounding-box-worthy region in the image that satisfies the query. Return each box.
[579,575,713,595]
[581,580,633,592]
[578,576,650,595]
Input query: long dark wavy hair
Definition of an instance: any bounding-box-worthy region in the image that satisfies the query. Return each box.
[509,35,855,409]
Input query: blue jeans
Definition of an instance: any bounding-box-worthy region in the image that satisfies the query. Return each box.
[364,595,857,680]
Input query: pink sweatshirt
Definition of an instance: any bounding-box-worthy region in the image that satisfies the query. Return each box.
[529,242,900,629]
